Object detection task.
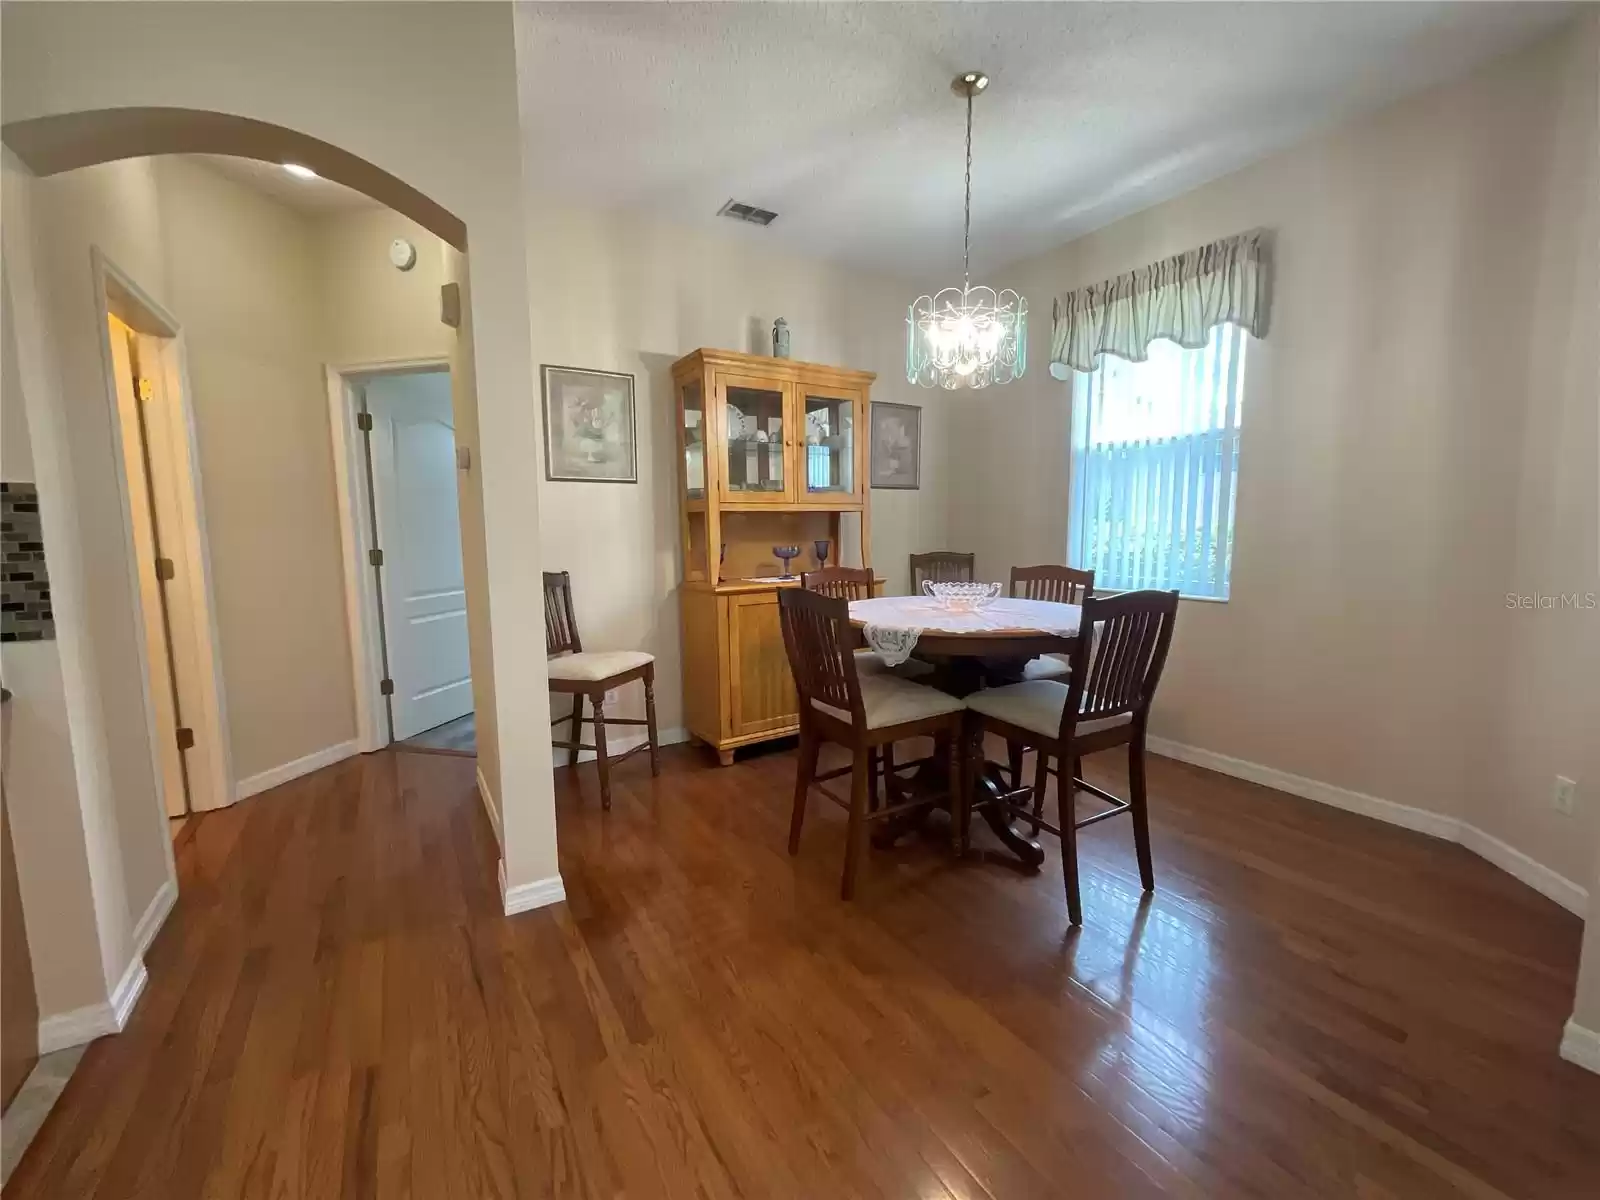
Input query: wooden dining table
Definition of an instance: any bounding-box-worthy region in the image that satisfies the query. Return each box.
[847,595,1083,869]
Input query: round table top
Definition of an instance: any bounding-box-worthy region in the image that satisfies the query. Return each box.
[848,595,1081,659]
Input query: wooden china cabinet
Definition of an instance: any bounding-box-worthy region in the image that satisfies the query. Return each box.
[672,348,877,764]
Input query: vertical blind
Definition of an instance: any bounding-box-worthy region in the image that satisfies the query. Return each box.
[1068,324,1246,599]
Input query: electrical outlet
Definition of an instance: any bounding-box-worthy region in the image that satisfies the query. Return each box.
[1552,776,1577,816]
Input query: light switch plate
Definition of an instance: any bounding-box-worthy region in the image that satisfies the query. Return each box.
[1553,776,1577,816]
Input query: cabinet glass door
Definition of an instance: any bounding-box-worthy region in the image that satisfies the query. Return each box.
[719,376,792,503]
[800,387,860,501]
[680,375,706,499]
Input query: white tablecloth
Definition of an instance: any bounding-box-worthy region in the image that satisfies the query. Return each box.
[849,596,1082,666]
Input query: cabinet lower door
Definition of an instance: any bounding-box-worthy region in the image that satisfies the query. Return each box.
[726,592,799,737]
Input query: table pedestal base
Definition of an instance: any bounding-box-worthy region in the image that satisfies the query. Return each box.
[870,737,1044,872]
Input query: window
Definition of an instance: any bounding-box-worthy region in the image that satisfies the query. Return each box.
[1068,324,1246,600]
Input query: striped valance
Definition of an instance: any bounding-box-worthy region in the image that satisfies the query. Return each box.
[1048,229,1271,378]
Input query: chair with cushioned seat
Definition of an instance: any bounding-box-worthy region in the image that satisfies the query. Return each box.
[1010,564,1094,683]
[964,590,1178,925]
[778,587,966,900]
[802,566,883,675]
[544,570,659,810]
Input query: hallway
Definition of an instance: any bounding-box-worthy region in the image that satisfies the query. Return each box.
[6,745,1598,1197]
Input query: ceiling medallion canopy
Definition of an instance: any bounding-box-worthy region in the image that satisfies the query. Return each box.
[907,71,1027,390]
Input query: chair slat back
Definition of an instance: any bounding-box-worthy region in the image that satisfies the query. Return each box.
[1061,590,1178,737]
[543,570,582,656]
[909,551,975,592]
[802,566,875,601]
[1010,564,1095,605]
[778,587,862,725]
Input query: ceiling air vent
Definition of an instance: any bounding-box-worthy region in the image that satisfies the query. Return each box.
[717,199,778,226]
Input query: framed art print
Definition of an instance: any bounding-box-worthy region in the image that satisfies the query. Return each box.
[869,401,921,489]
[541,365,638,483]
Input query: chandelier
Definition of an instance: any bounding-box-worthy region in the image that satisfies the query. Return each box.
[907,71,1027,390]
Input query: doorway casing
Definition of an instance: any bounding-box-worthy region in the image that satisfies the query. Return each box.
[326,357,453,754]
[91,248,233,819]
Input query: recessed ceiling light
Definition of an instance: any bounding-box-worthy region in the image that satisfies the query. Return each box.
[282,163,318,180]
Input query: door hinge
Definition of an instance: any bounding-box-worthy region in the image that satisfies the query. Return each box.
[136,376,154,403]
[176,726,195,751]
[356,411,373,432]
[155,557,176,582]
[379,678,395,696]
[369,547,384,568]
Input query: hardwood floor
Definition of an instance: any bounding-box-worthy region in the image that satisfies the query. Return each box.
[8,742,1598,1198]
[398,711,477,757]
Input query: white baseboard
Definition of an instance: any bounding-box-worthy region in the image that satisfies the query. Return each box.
[1457,824,1589,917]
[236,739,359,800]
[501,859,566,916]
[131,878,177,962]
[109,957,148,1030]
[1146,736,1587,916]
[476,765,501,849]
[552,724,687,767]
[1560,1020,1600,1074]
[36,878,171,1053]
[38,955,148,1054]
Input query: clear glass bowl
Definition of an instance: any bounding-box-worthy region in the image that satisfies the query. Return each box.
[921,580,1002,612]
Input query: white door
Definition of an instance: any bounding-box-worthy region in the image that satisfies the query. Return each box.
[364,370,472,740]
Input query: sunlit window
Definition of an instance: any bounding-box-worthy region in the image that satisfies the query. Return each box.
[1068,324,1247,599]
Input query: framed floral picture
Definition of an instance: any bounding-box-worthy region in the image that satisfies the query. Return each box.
[869,401,921,489]
[540,365,638,483]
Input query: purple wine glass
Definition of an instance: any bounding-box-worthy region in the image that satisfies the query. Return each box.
[772,545,800,578]
[813,539,831,569]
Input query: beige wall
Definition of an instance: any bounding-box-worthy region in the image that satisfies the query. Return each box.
[0,227,113,1021]
[2,151,166,1015]
[1492,18,1600,904]
[315,206,453,366]
[950,19,1599,892]
[526,204,951,747]
[153,156,357,781]
[2,1,557,915]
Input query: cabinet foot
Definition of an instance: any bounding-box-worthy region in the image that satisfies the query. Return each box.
[716,748,736,767]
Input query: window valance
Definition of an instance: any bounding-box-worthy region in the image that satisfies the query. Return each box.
[1048,229,1271,378]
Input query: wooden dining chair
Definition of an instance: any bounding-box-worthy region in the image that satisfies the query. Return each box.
[1009,565,1095,682]
[802,566,885,674]
[964,590,1178,925]
[778,587,965,900]
[909,551,975,592]
[544,570,660,810]
[801,566,875,600]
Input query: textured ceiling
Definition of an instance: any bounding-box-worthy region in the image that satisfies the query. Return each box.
[187,154,379,215]
[515,1,1575,281]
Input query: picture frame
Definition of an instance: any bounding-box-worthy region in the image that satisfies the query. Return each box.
[540,364,638,483]
[869,401,921,490]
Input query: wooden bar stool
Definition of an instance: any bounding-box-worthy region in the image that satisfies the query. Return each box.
[964,590,1178,925]
[543,570,659,810]
[778,588,965,900]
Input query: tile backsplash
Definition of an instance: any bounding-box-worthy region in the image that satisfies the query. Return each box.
[2,482,53,642]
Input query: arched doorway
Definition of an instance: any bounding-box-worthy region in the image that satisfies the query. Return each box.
[0,102,545,1074]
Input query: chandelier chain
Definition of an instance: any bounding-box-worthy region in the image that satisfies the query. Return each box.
[963,88,973,291]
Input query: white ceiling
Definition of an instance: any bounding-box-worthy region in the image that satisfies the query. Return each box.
[187,154,379,215]
[515,1,1575,281]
